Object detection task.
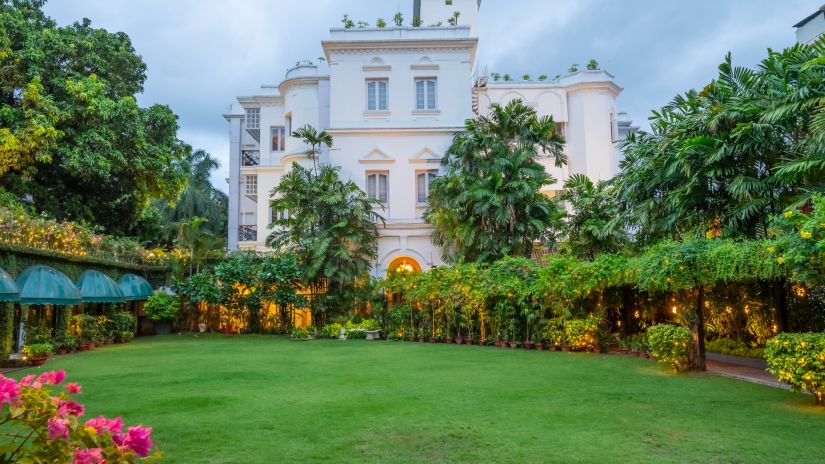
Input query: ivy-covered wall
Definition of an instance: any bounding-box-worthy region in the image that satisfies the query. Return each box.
[0,302,13,358]
[0,245,169,287]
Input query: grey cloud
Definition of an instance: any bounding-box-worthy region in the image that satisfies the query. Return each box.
[43,0,821,192]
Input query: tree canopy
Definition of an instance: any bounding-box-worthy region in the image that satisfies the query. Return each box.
[0,0,189,235]
[426,99,566,263]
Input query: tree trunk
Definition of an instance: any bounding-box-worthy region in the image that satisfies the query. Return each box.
[621,286,633,338]
[774,278,789,332]
[694,286,707,371]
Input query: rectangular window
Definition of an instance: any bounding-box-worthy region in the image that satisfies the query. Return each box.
[366,79,388,111]
[245,108,260,129]
[244,175,257,196]
[415,78,437,110]
[271,126,285,152]
[416,170,438,204]
[366,172,388,203]
[271,207,289,222]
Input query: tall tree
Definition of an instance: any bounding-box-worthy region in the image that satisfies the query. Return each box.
[426,99,566,263]
[0,0,189,235]
[291,124,332,175]
[267,160,382,323]
[615,41,825,243]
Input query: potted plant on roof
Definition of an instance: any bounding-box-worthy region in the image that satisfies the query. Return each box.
[145,292,180,335]
[23,342,52,366]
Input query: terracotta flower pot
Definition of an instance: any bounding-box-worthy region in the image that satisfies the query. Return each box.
[429,337,437,343]
[550,345,558,352]
[454,337,463,344]
[561,344,570,352]
[418,336,425,343]
[535,342,545,351]
[407,336,415,342]
[508,341,519,349]
[593,345,602,354]
[445,337,454,344]
[524,341,534,350]
[29,356,49,366]
[465,338,475,345]
[477,339,485,346]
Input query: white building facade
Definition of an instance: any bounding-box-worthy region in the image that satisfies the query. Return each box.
[225,0,634,276]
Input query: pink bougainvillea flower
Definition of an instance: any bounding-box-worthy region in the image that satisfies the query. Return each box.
[57,400,85,417]
[122,426,153,457]
[85,416,123,435]
[72,448,106,464]
[19,374,35,386]
[47,418,70,441]
[66,382,82,394]
[0,377,20,405]
[38,370,66,385]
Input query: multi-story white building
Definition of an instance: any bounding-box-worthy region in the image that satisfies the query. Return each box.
[225,0,635,276]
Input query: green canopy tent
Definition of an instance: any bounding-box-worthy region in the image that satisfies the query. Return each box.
[0,267,19,302]
[77,270,125,303]
[117,274,153,301]
[16,265,81,306]
[118,274,154,336]
[15,265,81,351]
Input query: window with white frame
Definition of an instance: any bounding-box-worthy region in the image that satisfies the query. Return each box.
[366,79,388,111]
[366,172,388,203]
[415,78,437,110]
[416,170,438,204]
[271,126,285,152]
[271,207,289,222]
[244,175,257,196]
[245,108,260,129]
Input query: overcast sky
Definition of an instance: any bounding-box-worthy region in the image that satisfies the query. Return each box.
[44,0,820,192]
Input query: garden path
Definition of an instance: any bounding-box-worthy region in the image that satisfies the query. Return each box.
[706,360,787,389]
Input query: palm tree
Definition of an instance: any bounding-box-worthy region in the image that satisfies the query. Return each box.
[426,99,566,262]
[267,145,383,322]
[291,124,333,174]
[154,149,228,245]
[561,174,627,259]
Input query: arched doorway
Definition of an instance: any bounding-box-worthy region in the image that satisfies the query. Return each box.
[386,256,422,275]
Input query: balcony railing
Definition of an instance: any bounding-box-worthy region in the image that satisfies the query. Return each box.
[241,150,260,167]
[238,225,257,242]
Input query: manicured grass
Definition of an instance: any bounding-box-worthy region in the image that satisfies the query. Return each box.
[15,335,824,463]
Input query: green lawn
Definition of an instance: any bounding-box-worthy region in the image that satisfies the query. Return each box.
[15,335,824,463]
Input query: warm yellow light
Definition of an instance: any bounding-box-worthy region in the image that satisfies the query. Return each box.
[671,306,677,314]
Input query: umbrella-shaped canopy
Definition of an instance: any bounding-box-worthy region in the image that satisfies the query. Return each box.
[77,270,125,303]
[0,267,19,302]
[16,265,81,305]
[117,274,153,301]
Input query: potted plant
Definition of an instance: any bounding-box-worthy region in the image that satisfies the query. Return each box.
[23,343,53,366]
[119,331,134,343]
[145,292,180,335]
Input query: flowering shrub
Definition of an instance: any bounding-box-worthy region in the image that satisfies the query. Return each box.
[648,324,693,372]
[770,194,825,284]
[765,333,825,405]
[0,370,159,462]
[563,316,600,351]
[0,205,184,266]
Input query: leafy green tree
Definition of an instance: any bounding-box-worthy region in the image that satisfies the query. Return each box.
[0,1,189,235]
[615,42,825,243]
[426,99,566,263]
[257,253,307,331]
[561,174,627,259]
[267,162,382,323]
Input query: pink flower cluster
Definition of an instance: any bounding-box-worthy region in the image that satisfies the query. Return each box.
[0,370,155,462]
